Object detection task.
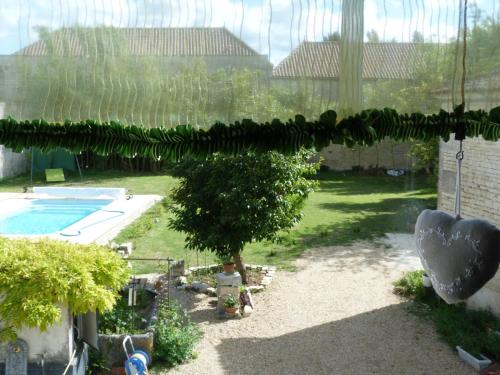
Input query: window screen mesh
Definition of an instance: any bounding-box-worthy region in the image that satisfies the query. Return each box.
[0,0,498,127]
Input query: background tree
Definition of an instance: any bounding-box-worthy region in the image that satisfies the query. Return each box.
[169,151,319,283]
[366,29,380,43]
[323,32,341,41]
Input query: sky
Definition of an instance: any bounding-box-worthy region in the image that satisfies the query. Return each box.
[0,0,498,65]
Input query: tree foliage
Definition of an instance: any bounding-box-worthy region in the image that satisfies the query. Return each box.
[0,237,130,342]
[169,150,319,282]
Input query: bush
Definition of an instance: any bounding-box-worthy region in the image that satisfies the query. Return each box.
[154,301,201,368]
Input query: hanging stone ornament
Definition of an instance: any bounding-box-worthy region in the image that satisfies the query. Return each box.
[415,209,500,303]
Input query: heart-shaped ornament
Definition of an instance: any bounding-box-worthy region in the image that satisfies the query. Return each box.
[415,209,500,304]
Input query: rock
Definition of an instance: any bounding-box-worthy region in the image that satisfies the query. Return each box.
[117,242,133,256]
[206,287,217,296]
[176,276,188,286]
[192,282,209,293]
[170,260,185,277]
[247,285,264,293]
[268,266,277,271]
[176,285,186,291]
[261,276,273,286]
[243,305,253,315]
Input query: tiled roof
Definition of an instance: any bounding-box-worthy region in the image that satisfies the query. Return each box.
[17,27,262,57]
[273,42,423,80]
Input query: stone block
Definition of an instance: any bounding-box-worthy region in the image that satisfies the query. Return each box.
[216,271,242,287]
[170,260,185,277]
[216,283,241,318]
[261,276,273,286]
[192,282,209,293]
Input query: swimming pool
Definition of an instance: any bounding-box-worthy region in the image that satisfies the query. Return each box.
[0,188,162,244]
[0,199,113,235]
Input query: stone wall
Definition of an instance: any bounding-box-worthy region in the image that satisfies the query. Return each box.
[438,136,500,314]
[438,137,500,223]
[0,146,28,180]
[319,139,412,171]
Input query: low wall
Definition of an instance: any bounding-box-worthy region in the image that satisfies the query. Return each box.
[318,139,412,171]
[0,146,28,179]
[438,136,500,314]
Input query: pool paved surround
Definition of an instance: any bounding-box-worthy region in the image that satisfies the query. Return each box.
[0,191,162,244]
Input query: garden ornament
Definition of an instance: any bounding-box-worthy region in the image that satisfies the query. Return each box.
[415,114,500,303]
[415,209,500,303]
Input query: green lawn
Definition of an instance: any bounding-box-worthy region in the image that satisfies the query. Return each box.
[0,170,436,274]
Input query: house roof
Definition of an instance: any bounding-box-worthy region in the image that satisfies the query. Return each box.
[16,27,264,58]
[273,42,423,80]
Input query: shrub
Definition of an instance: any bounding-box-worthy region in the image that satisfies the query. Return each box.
[0,237,130,342]
[154,301,201,368]
[393,270,425,299]
[99,289,152,334]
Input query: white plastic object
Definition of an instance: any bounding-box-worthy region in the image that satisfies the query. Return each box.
[456,346,492,370]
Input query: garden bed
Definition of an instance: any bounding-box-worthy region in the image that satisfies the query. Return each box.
[97,287,158,370]
[179,264,277,295]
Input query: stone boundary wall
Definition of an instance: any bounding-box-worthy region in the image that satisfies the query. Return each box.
[319,139,412,171]
[0,146,28,179]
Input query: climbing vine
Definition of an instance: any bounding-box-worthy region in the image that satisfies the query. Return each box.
[0,237,129,342]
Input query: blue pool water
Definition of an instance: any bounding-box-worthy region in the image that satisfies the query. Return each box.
[0,199,112,235]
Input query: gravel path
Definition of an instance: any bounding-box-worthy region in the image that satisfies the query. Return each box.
[161,238,474,375]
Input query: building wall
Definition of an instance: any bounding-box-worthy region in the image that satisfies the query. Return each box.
[0,146,29,180]
[319,139,412,171]
[438,136,500,314]
[0,102,29,180]
[438,137,500,222]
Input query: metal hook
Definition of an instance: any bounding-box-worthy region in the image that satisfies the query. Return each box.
[456,140,464,160]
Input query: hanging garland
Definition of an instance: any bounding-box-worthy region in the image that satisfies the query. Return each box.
[0,105,499,161]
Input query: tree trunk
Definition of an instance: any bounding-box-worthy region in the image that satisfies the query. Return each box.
[233,252,247,285]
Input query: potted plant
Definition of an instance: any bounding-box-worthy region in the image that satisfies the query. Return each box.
[218,254,235,273]
[223,294,239,315]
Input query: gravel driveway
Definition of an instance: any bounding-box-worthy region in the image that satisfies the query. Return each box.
[160,237,475,375]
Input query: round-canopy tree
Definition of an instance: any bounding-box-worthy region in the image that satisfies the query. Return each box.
[169,150,318,284]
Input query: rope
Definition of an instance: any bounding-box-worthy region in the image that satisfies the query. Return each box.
[455,141,464,218]
[454,0,468,219]
[461,0,468,107]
